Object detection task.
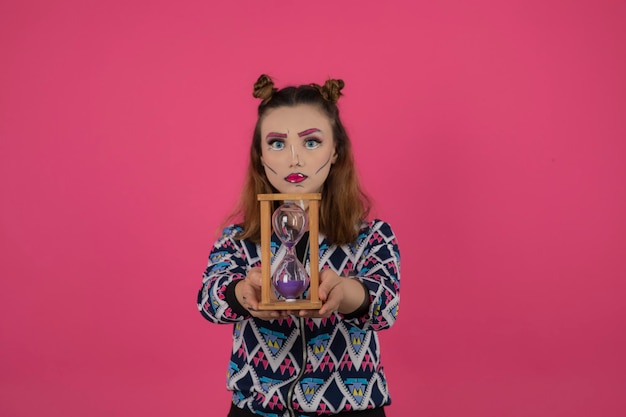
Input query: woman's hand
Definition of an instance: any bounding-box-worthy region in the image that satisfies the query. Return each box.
[235,267,284,321]
[238,268,368,320]
[290,269,368,318]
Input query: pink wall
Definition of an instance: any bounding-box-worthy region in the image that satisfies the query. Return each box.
[1,1,625,416]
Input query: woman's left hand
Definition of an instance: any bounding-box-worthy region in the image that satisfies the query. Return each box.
[290,269,367,318]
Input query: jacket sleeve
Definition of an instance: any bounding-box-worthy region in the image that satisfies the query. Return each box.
[197,225,252,324]
[341,220,401,331]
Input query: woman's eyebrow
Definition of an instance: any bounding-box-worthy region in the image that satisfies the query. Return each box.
[297,128,321,137]
[266,132,288,139]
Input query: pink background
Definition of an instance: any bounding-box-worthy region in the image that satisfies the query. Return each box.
[1,1,625,416]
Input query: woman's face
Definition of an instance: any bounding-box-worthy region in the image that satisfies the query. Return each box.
[260,104,337,195]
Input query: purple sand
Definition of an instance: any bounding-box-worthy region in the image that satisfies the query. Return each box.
[275,280,307,300]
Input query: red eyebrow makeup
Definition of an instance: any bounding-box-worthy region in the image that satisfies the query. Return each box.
[266,132,288,139]
[297,128,321,137]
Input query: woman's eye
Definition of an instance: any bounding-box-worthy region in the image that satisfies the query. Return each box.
[304,139,321,149]
[268,140,285,150]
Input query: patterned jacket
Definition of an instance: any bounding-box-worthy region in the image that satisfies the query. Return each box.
[197,219,400,416]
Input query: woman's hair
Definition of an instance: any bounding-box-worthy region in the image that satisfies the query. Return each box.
[229,74,370,245]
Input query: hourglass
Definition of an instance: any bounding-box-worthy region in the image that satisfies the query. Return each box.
[272,202,308,300]
[257,193,322,310]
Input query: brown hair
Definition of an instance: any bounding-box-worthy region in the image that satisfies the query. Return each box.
[228,74,370,245]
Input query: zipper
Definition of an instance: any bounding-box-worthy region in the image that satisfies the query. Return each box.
[286,316,307,417]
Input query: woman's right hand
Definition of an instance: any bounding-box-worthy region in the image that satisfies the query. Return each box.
[235,267,283,320]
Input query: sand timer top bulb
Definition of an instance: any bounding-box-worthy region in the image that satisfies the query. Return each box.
[272,202,309,301]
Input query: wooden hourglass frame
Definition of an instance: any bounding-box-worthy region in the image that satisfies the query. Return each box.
[257,193,322,310]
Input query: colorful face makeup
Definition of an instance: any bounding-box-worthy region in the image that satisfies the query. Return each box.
[260,104,337,195]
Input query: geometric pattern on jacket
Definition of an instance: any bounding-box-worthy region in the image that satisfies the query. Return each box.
[198,219,400,416]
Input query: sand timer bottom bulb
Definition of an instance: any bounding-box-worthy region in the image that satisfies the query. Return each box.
[273,253,309,301]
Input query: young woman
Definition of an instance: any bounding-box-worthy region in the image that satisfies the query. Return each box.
[198,74,401,417]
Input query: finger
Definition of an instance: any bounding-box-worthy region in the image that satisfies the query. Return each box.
[249,309,280,320]
[318,270,341,300]
[319,279,341,301]
[319,287,342,316]
[298,309,329,319]
[247,268,264,288]
[318,303,335,317]
[240,285,260,311]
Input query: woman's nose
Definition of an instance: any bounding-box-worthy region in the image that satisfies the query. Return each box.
[289,145,302,167]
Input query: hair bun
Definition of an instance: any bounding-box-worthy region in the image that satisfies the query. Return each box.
[316,78,344,104]
[253,74,276,103]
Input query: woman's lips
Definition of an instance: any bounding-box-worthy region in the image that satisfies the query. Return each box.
[285,173,307,183]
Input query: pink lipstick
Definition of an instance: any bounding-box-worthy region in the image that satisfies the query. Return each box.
[285,173,307,183]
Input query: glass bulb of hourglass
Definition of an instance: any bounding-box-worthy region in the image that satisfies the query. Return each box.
[271,202,309,301]
[272,202,307,250]
[273,253,309,301]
